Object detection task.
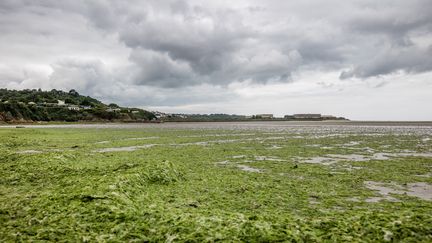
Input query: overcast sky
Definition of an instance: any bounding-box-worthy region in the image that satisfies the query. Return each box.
[1,0,431,120]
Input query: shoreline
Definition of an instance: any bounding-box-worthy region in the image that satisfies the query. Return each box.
[2,120,432,128]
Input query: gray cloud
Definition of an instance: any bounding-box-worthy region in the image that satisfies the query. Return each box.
[48,58,112,91]
[340,45,432,79]
[0,0,432,119]
[84,0,432,85]
[128,48,197,88]
[3,0,431,87]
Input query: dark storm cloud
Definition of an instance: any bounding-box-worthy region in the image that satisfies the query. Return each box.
[79,0,432,85]
[1,0,432,90]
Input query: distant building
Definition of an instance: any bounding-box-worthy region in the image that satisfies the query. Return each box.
[284,115,294,119]
[81,106,92,110]
[293,114,321,119]
[57,100,65,106]
[28,102,36,105]
[255,114,274,119]
[107,108,121,112]
[68,105,80,111]
[153,111,168,119]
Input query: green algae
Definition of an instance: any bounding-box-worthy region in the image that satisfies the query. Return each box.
[0,126,431,242]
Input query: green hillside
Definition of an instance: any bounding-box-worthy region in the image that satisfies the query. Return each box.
[0,89,155,122]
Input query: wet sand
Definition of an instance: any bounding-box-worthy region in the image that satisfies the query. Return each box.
[1,120,432,129]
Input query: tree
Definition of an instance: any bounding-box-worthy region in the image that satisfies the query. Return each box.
[69,89,79,97]
[108,103,120,108]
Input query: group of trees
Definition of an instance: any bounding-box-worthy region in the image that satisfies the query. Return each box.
[165,113,247,122]
[0,88,102,107]
[0,88,155,122]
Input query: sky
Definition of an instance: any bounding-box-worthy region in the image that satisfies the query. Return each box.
[0,0,431,120]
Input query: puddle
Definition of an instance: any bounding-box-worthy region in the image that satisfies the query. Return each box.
[362,147,376,153]
[346,197,361,202]
[396,152,432,158]
[95,141,110,144]
[124,137,160,141]
[255,156,285,161]
[299,157,339,165]
[371,153,390,160]
[94,144,157,152]
[337,164,363,171]
[215,160,230,165]
[171,141,210,146]
[16,150,43,154]
[415,173,432,178]
[328,154,370,162]
[309,197,320,205]
[305,144,321,147]
[267,145,282,149]
[179,133,256,138]
[172,137,286,147]
[364,181,432,202]
[371,152,432,160]
[406,182,432,201]
[299,151,432,166]
[341,141,361,146]
[320,146,334,149]
[49,149,68,152]
[365,197,399,203]
[237,164,262,173]
[364,181,403,202]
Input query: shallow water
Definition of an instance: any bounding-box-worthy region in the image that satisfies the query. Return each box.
[299,157,338,165]
[237,164,262,173]
[95,144,157,152]
[364,181,432,202]
[327,154,370,162]
[254,156,285,161]
[16,150,43,154]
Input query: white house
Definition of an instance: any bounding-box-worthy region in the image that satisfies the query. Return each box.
[255,114,274,119]
[67,105,80,111]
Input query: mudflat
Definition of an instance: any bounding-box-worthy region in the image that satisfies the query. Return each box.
[1,122,431,241]
[1,120,432,129]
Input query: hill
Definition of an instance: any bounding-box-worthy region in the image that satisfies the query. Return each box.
[0,89,155,122]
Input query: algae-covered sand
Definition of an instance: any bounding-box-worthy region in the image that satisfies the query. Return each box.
[1,122,432,241]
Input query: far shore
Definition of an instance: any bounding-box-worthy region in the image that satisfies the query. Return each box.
[1,120,432,128]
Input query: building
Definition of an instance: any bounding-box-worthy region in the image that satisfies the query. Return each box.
[153,111,168,119]
[57,100,65,106]
[293,114,322,119]
[107,108,121,112]
[67,105,80,111]
[255,114,274,119]
[28,102,36,105]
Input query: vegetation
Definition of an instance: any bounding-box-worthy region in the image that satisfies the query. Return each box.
[0,89,155,122]
[164,113,248,121]
[0,125,431,241]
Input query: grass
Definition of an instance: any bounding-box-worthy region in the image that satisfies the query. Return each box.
[0,126,431,242]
